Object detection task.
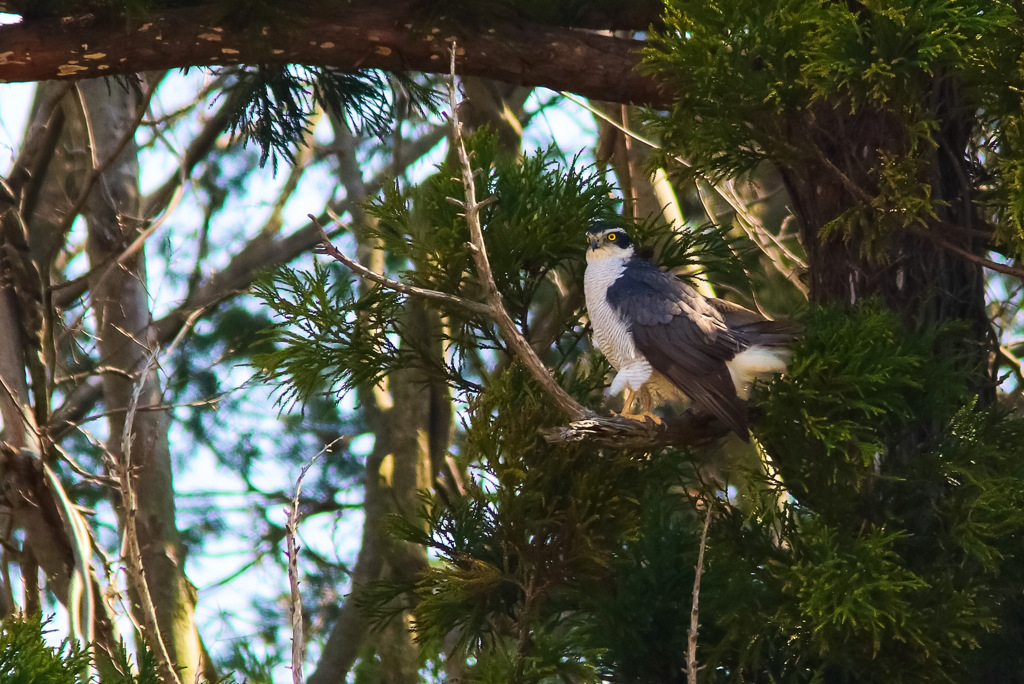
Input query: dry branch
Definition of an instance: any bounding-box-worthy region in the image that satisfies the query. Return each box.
[917,226,1024,281]
[447,44,589,422]
[285,484,307,684]
[447,43,739,445]
[311,217,492,316]
[284,437,345,684]
[539,412,729,448]
[116,309,202,684]
[687,503,713,683]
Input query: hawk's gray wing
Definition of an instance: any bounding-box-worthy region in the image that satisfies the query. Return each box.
[707,298,803,346]
[606,260,750,437]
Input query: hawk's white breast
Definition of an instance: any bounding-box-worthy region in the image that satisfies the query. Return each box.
[584,257,635,370]
[584,256,655,398]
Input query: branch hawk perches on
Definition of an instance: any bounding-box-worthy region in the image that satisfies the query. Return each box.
[583,222,799,440]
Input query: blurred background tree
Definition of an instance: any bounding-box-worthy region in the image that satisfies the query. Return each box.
[0,1,1022,683]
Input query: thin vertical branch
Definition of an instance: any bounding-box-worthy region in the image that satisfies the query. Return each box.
[688,502,712,683]
[117,309,202,684]
[285,436,347,684]
[447,42,588,422]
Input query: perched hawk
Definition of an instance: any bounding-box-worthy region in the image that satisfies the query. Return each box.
[583,222,799,440]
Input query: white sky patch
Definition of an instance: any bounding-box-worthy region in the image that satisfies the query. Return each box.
[0,81,34,176]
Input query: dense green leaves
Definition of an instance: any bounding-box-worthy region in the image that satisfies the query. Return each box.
[252,262,403,407]
[366,132,618,323]
[255,131,739,409]
[358,298,1024,682]
[758,303,963,510]
[243,3,1024,680]
[645,0,1024,258]
[0,615,222,684]
[0,616,90,684]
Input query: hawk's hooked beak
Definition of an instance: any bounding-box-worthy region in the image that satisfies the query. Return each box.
[588,234,601,250]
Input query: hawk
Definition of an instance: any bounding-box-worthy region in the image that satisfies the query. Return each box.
[583,222,799,440]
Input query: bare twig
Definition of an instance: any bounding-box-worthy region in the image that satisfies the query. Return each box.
[117,308,203,684]
[687,503,713,683]
[914,226,1024,281]
[448,42,588,422]
[310,216,492,316]
[704,180,810,298]
[285,436,348,684]
[116,432,177,684]
[561,91,668,159]
[714,179,810,269]
[452,47,747,445]
[53,204,176,310]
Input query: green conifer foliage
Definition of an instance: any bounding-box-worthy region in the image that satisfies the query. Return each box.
[0,615,91,684]
[254,131,745,681]
[0,614,225,683]
[248,2,1024,673]
[225,66,442,170]
[631,7,1024,677]
[644,0,1024,255]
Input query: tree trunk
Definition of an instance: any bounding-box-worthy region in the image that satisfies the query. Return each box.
[780,95,993,447]
[0,80,121,650]
[310,112,438,682]
[76,77,203,682]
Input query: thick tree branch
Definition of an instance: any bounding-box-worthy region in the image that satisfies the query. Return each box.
[0,3,669,107]
[539,412,729,448]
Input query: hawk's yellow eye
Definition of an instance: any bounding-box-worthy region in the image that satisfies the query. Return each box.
[607,233,617,241]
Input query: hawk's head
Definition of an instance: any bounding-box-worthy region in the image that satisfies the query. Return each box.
[586,222,633,262]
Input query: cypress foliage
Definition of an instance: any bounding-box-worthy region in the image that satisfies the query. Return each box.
[0,615,91,684]
[253,120,1024,680]
[0,614,219,683]
[249,1,1024,681]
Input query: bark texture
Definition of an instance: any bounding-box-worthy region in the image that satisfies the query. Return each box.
[76,77,203,682]
[778,94,994,470]
[0,81,118,650]
[784,102,990,366]
[0,2,668,106]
